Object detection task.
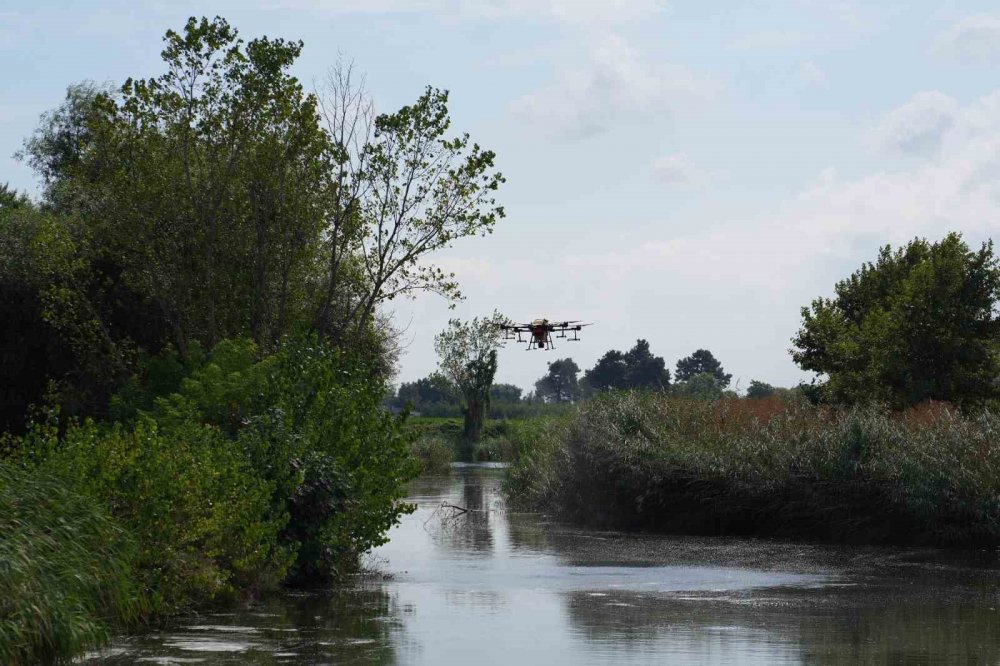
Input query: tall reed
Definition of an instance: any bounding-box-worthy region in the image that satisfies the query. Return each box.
[507,393,1000,546]
[0,463,142,664]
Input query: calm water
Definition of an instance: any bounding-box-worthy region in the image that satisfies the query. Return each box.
[88,465,1000,664]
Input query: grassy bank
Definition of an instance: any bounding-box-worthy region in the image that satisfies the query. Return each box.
[408,416,571,471]
[507,392,1000,547]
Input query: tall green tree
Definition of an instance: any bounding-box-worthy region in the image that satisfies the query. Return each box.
[623,340,671,389]
[583,340,670,393]
[792,233,1000,407]
[434,312,507,453]
[21,19,342,354]
[675,349,731,388]
[489,383,523,403]
[313,63,506,342]
[534,357,581,403]
[394,373,459,413]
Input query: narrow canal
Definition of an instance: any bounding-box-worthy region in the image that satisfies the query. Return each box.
[89,464,1000,664]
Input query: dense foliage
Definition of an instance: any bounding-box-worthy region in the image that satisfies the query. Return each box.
[10,336,417,613]
[408,414,572,466]
[793,233,1000,407]
[582,339,672,393]
[2,16,504,433]
[675,349,732,387]
[508,392,1000,546]
[0,463,141,664]
[534,358,582,403]
[1,14,499,662]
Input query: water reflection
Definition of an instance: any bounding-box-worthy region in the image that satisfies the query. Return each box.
[94,465,1000,664]
[85,584,402,664]
[424,470,496,554]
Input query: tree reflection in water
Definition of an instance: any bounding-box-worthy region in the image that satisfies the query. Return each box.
[425,470,497,554]
[89,467,1000,665]
[85,584,404,665]
[563,588,1000,664]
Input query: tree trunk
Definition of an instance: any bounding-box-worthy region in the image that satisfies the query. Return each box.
[461,398,484,461]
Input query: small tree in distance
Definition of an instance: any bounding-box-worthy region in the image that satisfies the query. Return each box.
[583,339,671,393]
[746,380,776,399]
[434,311,508,455]
[675,349,731,388]
[490,383,523,403]
[534,358,581,403]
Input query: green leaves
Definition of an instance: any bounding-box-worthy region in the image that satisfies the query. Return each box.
[317,79,506,337]
[792,233,1000,407]
[434,313,507,446]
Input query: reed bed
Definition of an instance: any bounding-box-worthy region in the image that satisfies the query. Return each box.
[507,393,1000,546]
[0,463,141,664]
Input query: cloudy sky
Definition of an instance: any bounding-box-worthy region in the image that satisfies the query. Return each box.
[2,1,999,392]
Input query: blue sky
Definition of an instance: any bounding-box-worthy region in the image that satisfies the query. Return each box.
[3,1,999,392]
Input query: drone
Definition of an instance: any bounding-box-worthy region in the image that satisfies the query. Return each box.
[499,319,591,350]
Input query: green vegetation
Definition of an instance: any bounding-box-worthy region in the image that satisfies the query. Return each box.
[433,313,508,454]
[2,9,999,662]
[407,413,572,465]
[508,232,1000,547]
[1,15,502,662]
[9,336,417,610]
[0,464,142,664]
[583,339,672,393]
[508,392,1000,546]
[534,358,582,403]
[793,233,1000,407]
[410,434,456,474]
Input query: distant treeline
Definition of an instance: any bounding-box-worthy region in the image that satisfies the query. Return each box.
[506,231,1000,548]
[390,343,794,416]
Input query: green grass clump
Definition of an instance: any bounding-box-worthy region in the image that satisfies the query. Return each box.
[410,435,455,474]
[0,463,142,664]
[406,415,573,464]
[507,393,1000,547]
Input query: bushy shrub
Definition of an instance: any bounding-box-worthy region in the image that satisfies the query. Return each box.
[410,435,455,474]
[251,336,419,582]
[0,463,141,664]
[9,333,420,617]
[15,416,286,613]
[508,392,1000,546]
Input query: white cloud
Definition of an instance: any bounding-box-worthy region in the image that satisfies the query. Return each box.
[269,0,666,25]
[797,60,829,89]
[651,154,711,188]
[433,89,1000,388]
[510,34,716,139]
[729,30,809,51]
[871,91,959,155]
[932,14,1000,64]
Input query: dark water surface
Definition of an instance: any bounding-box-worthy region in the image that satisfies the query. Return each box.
[87,465,1000,664]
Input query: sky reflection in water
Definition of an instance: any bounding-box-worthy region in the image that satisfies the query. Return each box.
[91,465,1000,665]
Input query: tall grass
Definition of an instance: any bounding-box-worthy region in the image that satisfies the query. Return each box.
[507,393,1000,546]
[0,463,142,664]
[409,415,572,464]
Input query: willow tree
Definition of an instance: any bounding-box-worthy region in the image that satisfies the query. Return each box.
[434,312,508,456]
